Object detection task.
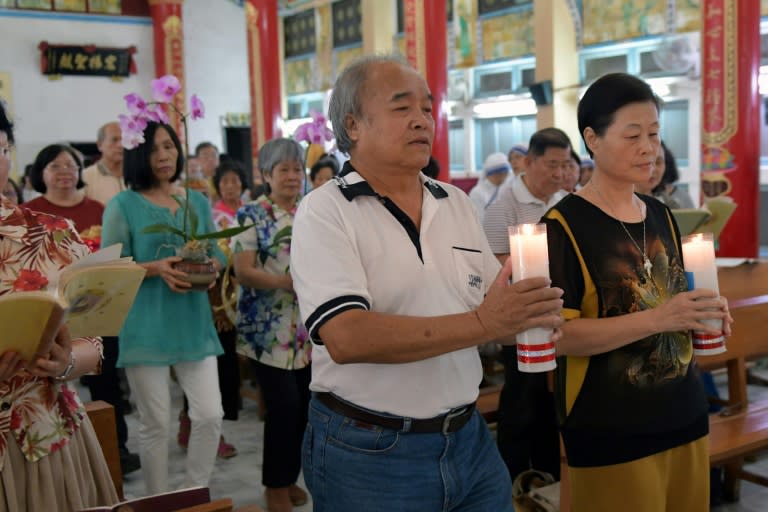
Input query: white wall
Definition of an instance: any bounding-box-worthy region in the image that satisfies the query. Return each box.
[0,2,253,173]
[0,11,155,173]
[183,0,250,155]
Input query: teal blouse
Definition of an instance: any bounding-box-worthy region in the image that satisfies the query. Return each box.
[101,189,225,367]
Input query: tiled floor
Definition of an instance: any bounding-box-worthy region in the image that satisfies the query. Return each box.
[117,381,312,510]
[78,368,768,511]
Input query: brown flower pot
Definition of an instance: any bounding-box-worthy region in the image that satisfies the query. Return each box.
[173,258,217,291]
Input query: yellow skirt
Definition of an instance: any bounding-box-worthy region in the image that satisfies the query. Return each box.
[568,436,709,512]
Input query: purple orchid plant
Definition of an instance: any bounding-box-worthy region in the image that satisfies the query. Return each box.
[293,109,334,146]
[120,74,249,253]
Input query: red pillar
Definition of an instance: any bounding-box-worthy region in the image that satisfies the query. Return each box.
[245,0,282,169]
[148,0,186,146]
[700,0,761,257]
[404,0,450,182]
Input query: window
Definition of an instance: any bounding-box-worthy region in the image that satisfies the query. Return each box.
[474,115,536,169]
[449,120,464,171]
[659,100,689,162]
[583,54,628,82]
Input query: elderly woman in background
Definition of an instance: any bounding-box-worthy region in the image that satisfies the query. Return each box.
[653,142,694,209]
[100,121,225,496]
[232,138,311,512]
[0,103,118,511]
[309,154,339,191]
[24,144,104,233]
[469,152,511,222]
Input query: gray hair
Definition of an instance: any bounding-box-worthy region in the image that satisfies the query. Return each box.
[258,138,305,176]
[328,54,409,154]
[96,121,118,144]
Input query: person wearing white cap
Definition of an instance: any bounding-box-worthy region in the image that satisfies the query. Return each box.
[469,152,511,222]
[507,144,528,176]
[578,156,595,187]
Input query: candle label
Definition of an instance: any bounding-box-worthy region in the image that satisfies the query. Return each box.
[685,271,695,291]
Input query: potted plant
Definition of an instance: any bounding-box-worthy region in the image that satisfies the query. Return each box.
[119,75,252,290]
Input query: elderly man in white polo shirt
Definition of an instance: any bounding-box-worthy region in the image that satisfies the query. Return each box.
[482,127,572,486]
[291,55,564,512]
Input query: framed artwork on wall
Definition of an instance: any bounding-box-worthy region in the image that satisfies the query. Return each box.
[16,0,53,8]
[54,0,86,11]
[89,0,121,13]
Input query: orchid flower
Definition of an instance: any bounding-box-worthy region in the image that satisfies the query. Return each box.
[119,74,204,150]
[151,75,182,103]
[293,109,335,145]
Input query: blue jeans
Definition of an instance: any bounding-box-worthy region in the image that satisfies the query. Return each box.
[303,395,514,512]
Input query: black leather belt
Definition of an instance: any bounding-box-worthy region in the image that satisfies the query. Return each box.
[315,392,475,434]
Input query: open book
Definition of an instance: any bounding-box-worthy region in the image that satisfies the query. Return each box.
[80,486,211,512]
[671,197,737,240]
[0,244,146,360]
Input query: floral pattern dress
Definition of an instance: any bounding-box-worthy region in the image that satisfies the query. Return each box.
[0,197,103,469]
[232,195,310,370]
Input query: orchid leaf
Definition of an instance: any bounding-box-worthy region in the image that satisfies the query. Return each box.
[193,223,254,240]
[142,224,187,239]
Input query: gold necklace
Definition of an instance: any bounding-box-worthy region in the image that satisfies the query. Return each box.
[591,185,653,277]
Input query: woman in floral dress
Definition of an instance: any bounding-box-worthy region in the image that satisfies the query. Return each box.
[0,103,118,511]
[232,138,310,512]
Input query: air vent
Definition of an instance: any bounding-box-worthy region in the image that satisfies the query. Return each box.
[478,71,513,95]
[584,55,627,82]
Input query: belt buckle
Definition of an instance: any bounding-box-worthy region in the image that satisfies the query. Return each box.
[441,406,467,434]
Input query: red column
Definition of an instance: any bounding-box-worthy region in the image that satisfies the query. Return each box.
[700,0,761,257]
[245,0,282,169]
[404,0,450,182]
[148,0,186,145]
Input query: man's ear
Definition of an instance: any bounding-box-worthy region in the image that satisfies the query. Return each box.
[345,114,359,143]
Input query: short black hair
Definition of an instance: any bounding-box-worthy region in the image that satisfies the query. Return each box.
[30,144,86,193]
[195,141,217,157]
[0,101,14,145]
[578,73,659,158]
[528,127,571,157]
[124,122,184,191]
[310,154,340,183]
[213,159,248,196]
[570,149,581,167]
[654,141,680,195]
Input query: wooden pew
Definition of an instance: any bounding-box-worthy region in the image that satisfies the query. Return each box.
[85,400,123,500]
[697,260,768,500]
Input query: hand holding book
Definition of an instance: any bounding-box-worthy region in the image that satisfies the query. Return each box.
[0,244,146,363]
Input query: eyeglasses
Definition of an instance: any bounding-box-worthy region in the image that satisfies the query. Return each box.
[46,163,79,172]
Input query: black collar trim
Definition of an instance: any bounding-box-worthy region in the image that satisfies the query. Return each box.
[334,161,448,201]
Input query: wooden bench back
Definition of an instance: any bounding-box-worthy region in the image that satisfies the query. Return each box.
[697,261,768,371]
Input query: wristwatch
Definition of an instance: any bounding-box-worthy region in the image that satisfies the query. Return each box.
[54,352,76,381]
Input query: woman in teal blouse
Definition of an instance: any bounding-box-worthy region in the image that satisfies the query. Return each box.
[101,122,226,496]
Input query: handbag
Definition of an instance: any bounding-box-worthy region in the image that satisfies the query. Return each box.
[512,469,560,512]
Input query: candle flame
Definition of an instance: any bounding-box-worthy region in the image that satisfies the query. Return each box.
[522,223,536,236]
[693,233,703,243]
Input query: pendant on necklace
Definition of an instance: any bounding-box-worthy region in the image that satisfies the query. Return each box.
[643,256,653,275]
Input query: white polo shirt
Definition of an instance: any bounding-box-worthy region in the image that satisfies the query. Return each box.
[291,164,501,418]
[483,174,566,254]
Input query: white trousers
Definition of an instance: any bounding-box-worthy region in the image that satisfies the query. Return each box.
[125,356,223,495]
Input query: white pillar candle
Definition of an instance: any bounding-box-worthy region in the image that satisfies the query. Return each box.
[508,223,556,372]
[681,232,726,355]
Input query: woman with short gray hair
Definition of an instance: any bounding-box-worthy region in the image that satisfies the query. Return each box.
[231,137,311,511]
